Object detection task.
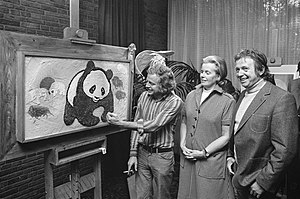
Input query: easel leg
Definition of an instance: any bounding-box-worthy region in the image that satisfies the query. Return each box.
[44,150,54,199]
[71,160,80,199]
[94,154,102,199]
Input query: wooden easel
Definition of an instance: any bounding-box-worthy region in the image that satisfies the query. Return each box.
[44,1,105,198]
[44,136,107,199]
[63,0,96,45]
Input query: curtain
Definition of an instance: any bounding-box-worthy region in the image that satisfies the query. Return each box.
[168,0,300,87]
[98,0,145,53]
[97,0,146,175]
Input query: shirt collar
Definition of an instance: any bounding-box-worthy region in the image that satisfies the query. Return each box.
[195,84,224,94]
[149,91,174,102]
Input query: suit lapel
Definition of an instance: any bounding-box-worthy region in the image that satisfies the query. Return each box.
[195,87,203,109]
[233,91,245,120]
[235,82,272,134]
[229,91,245,138]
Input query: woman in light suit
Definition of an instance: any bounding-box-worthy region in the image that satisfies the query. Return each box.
[178,55,235,199]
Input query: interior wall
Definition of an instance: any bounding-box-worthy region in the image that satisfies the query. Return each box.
[143,0,168,50]
[0,0,169,198]
[0,0,99,41]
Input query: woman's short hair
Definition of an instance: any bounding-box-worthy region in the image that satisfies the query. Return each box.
[234,49,271,80]
[201,55,228,84]
[147,62,176,94]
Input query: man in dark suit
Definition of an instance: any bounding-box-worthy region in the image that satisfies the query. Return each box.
[290,61,300,108]
[287,61,300,199]
[227,49,298,199]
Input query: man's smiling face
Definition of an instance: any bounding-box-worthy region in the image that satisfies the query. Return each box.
[235,57,263,89]
[145,74,162,98]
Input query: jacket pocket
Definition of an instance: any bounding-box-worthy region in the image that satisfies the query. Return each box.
[197,151,226,179]
[250,114,270,133]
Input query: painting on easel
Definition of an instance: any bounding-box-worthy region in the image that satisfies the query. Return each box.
[17,54,132,142]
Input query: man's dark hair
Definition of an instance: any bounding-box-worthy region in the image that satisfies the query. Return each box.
[234,49,273,81]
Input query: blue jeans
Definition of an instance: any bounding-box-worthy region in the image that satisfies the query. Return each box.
[136,146,174,199]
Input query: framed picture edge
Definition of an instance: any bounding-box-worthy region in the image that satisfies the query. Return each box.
[16,50,133,143]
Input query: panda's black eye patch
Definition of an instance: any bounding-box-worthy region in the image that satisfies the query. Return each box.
[101,87,105,95]
[89,85,96,94]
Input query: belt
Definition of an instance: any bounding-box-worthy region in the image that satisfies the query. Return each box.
[141,145,173,153]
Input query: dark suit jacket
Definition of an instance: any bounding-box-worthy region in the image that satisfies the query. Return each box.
[290,79,300,108]
[229,81,298,193]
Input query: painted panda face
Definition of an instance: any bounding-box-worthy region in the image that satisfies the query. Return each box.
[83,69,110,102]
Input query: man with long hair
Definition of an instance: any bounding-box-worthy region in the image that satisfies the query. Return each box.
[107,62,183,199]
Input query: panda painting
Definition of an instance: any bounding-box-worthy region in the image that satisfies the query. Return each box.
[63,60,114,127]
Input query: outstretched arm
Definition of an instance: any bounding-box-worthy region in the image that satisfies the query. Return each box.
[106,97,182,133]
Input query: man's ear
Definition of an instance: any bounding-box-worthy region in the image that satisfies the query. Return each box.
[259,67,265,76]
